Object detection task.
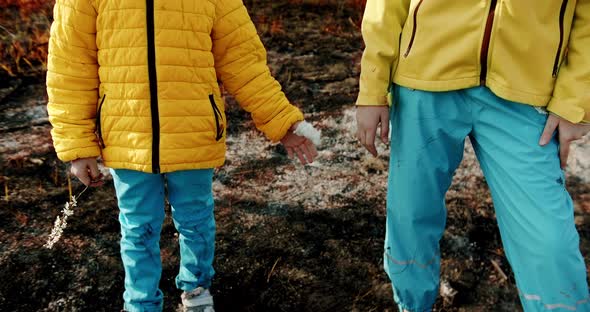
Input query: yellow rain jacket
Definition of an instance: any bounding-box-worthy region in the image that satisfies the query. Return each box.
[47,0,304,173]
[357,0,590,124]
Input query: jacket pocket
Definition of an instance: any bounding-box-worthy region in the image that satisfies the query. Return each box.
[403,0,425,57]
[552,0,569,77]
[96,94,106,148]
[208,94,224,141]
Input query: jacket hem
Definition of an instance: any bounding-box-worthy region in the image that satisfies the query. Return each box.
[393,74,480,92]
[103,158,225,174]
[485,76,551,107]
[392,74,558,110]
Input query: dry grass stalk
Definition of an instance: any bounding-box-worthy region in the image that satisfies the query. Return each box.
[266,257,281,283]
[2,176,8,201]
[490,259,508,282]
[44,176,88,249]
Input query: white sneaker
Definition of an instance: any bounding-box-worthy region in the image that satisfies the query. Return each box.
[181,287,215,312]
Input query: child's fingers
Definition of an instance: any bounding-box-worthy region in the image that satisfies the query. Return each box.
[88,161,104,188]
[90,173,105,187]
[90,180,105,187]
[305,140,319,158]
[71,166,91,186]
[358,130,366,147]
[287,147,294,159]
[539,115,559,146]
[364,131,378,156]
[88,161,101,181]
[294,146,308,165]
[380,111,390,144]
[559,142,570,169]
[301,143,316,163]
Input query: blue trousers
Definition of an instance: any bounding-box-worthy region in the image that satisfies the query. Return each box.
[111,169,216,312]
[386,85,589,311]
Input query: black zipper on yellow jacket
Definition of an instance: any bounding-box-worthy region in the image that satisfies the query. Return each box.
[146,0,160,174]
[553,0,569,77]
[96,94,106,148]
[480,0,497,85]
[209,95,224,141]
[403,0,424,57]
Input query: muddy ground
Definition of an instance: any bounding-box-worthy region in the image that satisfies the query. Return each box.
[0,1,589,311]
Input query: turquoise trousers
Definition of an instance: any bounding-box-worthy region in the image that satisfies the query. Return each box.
[386,85,589,311]
[111,169,216,312]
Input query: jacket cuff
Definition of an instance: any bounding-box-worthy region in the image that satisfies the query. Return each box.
[356,93,389,106]
[265,107,305,143]
[57,145,101,162]
[546,98,587,124]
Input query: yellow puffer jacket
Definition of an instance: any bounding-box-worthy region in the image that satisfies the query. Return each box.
[46,0,304,173]
[357,0,590,124]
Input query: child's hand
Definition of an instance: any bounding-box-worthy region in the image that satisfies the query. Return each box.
[356,106,390,156]
[540,114,590,169]
[281,122,319,165]
[71,157,104,187]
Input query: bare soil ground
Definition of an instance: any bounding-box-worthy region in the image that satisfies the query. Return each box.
[0,1,588,311]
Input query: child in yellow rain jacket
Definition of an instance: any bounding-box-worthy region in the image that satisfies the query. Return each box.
[356,0,590,311]
[46,0,318,311]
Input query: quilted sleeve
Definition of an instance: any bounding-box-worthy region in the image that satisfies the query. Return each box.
[212,0,304,142]
[46,0,101,162]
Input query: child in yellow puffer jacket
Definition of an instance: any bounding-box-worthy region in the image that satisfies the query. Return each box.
[46,0,319,311]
